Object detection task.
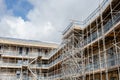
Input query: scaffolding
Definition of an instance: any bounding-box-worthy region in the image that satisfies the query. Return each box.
[0,0,120,80]
[61,22,83,80]
[60,0,120,80]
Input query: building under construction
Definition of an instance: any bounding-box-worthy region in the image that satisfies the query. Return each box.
[0,0,120,80]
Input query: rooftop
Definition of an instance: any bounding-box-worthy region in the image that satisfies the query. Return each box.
[0,37,58,48]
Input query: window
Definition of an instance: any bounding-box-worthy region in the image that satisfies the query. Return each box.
[38,62,41,67]
[19,47,23,55]
[0,46,1,50]
[18,60,22,66]
[23,60,28,65]
[98,28,102,37]
[110,77,117,80]
[107,48,115,67]
[45,50,48,54]
[104,19,112,33]
[92,31,97,41]
[26,48,29,55]
[38,49,41,56]
[38,49,41,52]
[108,47,114,55]
[16,71,20,78]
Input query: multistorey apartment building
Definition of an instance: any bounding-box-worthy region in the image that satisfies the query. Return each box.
[0,37,59,80]
[0,0,120,80]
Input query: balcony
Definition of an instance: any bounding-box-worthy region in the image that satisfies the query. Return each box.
[83,12,120,47]
[29,56,62,69]
[0,56,62,69]
[0,75,17,80]
[0,74,49,80]
[29,63,49,69]
[1,51,39,58]
[48,57,62,67]
[1,49,60,60]
[48,73,62,80]
[83,55,120,74]
[104,19,112,33]
[0,61,22,68]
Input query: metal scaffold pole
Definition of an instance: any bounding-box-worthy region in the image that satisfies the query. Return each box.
[61,24,83,80]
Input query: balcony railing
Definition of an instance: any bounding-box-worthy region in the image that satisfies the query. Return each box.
[0,54,119,79]
[60,52,120,77]
[0,75,17,80]
[1,49,59,59]
[84,55,120,73]
[0,74,49,80]
[2,51,39,58]
[0,60,22,68]
[0,56,62,69]
[84,12,120,46]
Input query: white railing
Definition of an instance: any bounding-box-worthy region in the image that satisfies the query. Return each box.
[0,56,62,69]
[0,74,49,80]
[2,51,39,58]
[0,62,21,68]
[0,74,17,80]
[1,50,60,59]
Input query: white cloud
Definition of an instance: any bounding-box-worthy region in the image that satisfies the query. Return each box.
[0,0,101,43]
[0,15,59,43]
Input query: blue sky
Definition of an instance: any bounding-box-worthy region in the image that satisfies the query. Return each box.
[0,0,101,43]
[5,0,33,21]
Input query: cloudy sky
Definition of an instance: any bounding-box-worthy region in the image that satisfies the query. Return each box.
[0,0,101,43]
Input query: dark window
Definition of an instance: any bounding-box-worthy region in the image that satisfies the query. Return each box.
[45,50,48,54]
[38,49,41,52]
[16,71,20,78]
[110,77,117,80]
[98,28,102,37]
[0,46,1,50]
[26,48,29,55]
[38,49,41,56]
[108,47,114,55]
[92,31,97,41]
[38,62,41,67]
[19,47,23,55]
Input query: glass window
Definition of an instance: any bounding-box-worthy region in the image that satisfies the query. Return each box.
[19,47,23,55]
[16,71,20,78]
[26,48,29,55]
[110,77,117,80]
[18,60,22,65]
